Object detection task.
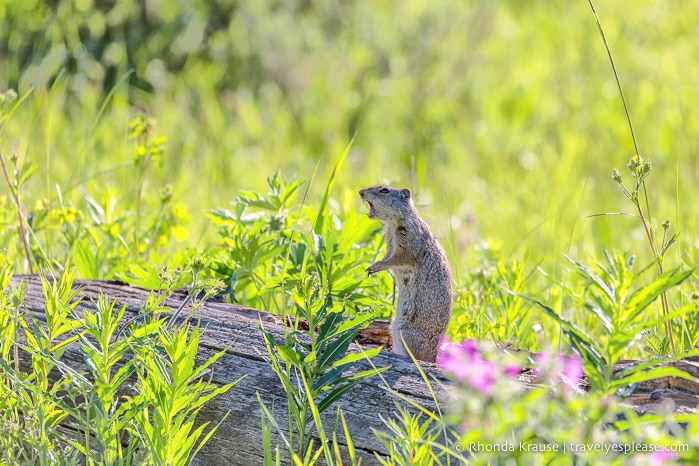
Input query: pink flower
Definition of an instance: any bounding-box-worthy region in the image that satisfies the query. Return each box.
[532,352,551,377]
[534,353,583,393]
[504,364,522,377]
[436,338,517,397]
[437,338,479,381]
[466,358,498,396]
[558,354,583,391]
[647,451,678,466]
[436,336,478,365]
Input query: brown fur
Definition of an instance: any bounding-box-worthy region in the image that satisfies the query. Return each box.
[359,185,452,362]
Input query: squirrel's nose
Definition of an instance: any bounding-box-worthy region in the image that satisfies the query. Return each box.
[359,188,367,197]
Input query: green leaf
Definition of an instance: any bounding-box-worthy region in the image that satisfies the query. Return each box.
[330,311,377,337]
[312,364,349,391]
[565,255,616,306]
[614,303,697,341]
[318,329,357,369]
[582,303,612,332]
[317,379,363,414]
[122,263,162,290]
[73,239,100,280]
[276,345,302,366]
[329,347,381,369]
[611,366,699,390]
[621,267,693,324]
[304,350,317,366]
[317,308,344,343]
[18,162,38,185]
[518,291,605,364]
[612,348,699,380]
[338,408,356,464]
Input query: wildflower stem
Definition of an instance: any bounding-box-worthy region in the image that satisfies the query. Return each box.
[632,193,675,353]
[590,0,675,352]
[0,146,34,274]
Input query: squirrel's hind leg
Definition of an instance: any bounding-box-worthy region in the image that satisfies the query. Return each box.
[390,325,408,357]
[396,327,439,363]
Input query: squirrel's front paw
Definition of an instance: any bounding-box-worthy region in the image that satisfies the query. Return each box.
[366,262,384,276]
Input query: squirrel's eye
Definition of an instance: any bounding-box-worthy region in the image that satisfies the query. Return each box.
[379,188,390,194]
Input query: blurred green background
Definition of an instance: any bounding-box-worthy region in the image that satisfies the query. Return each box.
[1,0,698,272]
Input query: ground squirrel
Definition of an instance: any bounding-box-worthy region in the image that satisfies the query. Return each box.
[359,185,452,362]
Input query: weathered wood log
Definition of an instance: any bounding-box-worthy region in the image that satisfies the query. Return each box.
[611,359,699,415]
[9,275,448,466]
[8,276,699,465]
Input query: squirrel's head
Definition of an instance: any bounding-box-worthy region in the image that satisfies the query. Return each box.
[359,185,413,223]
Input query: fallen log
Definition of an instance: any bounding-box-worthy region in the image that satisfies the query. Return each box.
[9,275,448,466]
[8,276,699,465]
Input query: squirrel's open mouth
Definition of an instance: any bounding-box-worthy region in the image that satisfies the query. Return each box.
[367,201,376,218]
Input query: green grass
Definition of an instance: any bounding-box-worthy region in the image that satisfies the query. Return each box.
[1,0,697,368]
[2,0,699,271]
[2,0,699,462]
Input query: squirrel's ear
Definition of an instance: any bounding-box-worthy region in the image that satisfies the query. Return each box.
[400,188,411,199]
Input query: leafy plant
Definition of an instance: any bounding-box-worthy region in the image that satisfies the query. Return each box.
[129,323,241,465]
[259,400,359,466]
[610,156,681,352]
[259,278,387,464]
[72,296,139,465]
[642,330,672,359]
[524,250,696,393]
[209,170,385,316]
[208,172,306,310]
[0,254,21,369]
[450,245,539,349]
[374,404,447,466]
[0,267,83,465]
[0,264,238,465]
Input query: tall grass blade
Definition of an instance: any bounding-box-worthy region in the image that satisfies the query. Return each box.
[313,138,354,235]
